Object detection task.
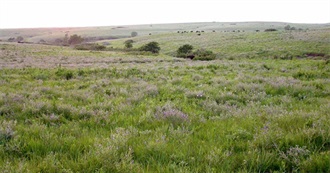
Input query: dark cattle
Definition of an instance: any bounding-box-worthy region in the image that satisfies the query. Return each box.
[197,33,201,36]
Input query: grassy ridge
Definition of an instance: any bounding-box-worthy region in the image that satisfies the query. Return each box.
[108,29,330,58]
[1,41,330,172]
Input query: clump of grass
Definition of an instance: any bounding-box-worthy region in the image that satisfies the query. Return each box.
[0,120,16,145]
[155,103,189,126]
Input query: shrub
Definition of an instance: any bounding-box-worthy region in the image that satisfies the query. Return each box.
[284,25,291,30]
[131,31,138,37]
[68,34,84,45]
[177,44,194,58]
[16,36,24,42]
[139,41,160,54]
[7,37,15,42]
[193,49,216,61]
[124,40,134,49]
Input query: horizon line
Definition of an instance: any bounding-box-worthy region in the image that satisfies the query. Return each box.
[1,21,329,30]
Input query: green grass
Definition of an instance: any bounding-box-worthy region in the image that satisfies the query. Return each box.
[0,25,330,172]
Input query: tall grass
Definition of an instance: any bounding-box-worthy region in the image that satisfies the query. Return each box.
[0,28,329,172]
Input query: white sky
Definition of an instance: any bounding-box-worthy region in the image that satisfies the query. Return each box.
[0,0,329,28]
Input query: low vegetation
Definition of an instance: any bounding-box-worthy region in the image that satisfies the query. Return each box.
[0,23,329,172]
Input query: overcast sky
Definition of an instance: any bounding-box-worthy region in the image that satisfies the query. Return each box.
[0,0,329,28]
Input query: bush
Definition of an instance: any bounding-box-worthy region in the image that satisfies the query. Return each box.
[193,49,216,61]
[7,37,15,42]
[124,40,134,49]
[139,42,160,54]
[68,34,84,45]
[16,36,24,42]
[131,31,138,37]
[177,44,194,58]
[284,25,291,30]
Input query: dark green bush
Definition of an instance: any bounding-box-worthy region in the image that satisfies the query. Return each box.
[124,40,134,49]
[177,44,194,58]
[139,42,160,54]
[68,34,84,45]
[193,49,216,61]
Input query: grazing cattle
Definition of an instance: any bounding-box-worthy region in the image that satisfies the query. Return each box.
[197,33,201,36]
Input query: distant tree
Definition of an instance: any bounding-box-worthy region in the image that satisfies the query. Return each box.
[124,39,134,49]
[131,31,138,37]
[68,34,84,45]
[139,41,160,54]
[290,27,296,31]
[177,44,193,58]
[284,25,291,30]
[16,36,24,42]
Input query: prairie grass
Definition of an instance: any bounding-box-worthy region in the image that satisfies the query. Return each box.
[0,27,330,172]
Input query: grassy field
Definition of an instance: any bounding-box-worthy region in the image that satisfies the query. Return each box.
[0,23,330,172]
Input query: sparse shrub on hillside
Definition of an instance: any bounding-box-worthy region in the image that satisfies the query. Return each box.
[139,41,160,54]
[284,25,291,30]
[74,43,106,51]
[124,40,134,49]
[54,38,63,45]
[177,44,194,58]
[68,34,84,45]
[176,45,216,60]
[131,31,138,37]
[7,37,15,42]
[193,49,216,61]
[16,36,24,42]
[284,25,297,31]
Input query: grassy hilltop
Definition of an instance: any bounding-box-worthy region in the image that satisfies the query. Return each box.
[0,22,330,172]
